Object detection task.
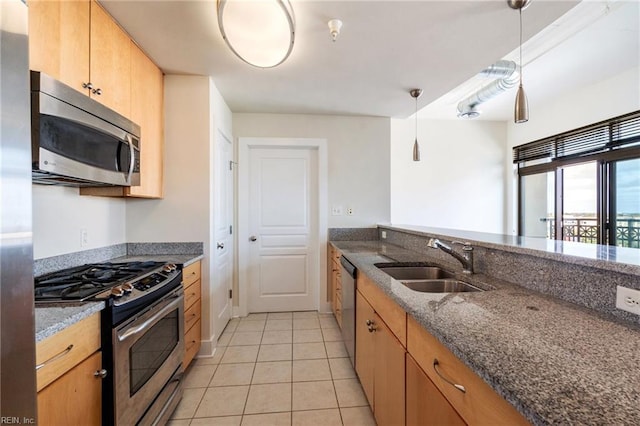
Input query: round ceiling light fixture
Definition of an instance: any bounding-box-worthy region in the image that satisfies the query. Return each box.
[217,0,296,68]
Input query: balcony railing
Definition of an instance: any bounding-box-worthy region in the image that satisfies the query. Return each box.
[546,217,640,248]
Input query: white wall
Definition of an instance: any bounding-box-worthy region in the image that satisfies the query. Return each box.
[505,66,640,234]
[232,113,391,227]
[390,118,507,233]
[32,185,126,259]
[126,75,233,356]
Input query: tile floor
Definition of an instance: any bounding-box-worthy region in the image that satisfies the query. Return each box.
[169,311,376,426]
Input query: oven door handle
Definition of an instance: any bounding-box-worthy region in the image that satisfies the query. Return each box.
[117,294,182,342]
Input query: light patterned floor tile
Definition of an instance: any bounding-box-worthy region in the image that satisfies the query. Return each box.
[319,316,339,329]
[293,329,323,343]
[190,416,242,426]
[333,379,369,407]
[324,341,348,358]
[321,328,343,342]
[218,332,233,347]
[236,320,266,332]
[242,313,268,321]
[340,406,376,425]
[293,342,326,360]
[183,364,218,388]
[195,346,226,366]
[194,386,250,418]
[258,344,292,362]
[265,319,293,331]
[171,387,206,419]
[293,359,331,382]
[262,330,293,344]
[167,419,191,426]
[293,311,319,319]
[241,412,291,426]
[210,363,255,386]
[244,383,292,414]
[221,345,260,364]
[329,357,356,379]
[268,312,293,320]
[293,318,320,330]
[229,331,263,346]
[291,409,342,426]
[252,361,292,384]
[292,381,338,411]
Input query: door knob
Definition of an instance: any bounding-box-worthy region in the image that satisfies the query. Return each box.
[249,236,257,242]
[217,242,224,249]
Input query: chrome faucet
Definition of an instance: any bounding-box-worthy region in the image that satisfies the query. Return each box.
[427,238,474,274]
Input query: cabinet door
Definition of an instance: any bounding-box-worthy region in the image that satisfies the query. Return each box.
[28,0,90,93]
[374,314,406,426]
[89,0,131,117]
[355,290,376,407]
[128,41,164,198]
[37,351,102,426]
[407,353,465,426]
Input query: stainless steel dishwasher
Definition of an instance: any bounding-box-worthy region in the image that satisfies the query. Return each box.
[340,256,357,367]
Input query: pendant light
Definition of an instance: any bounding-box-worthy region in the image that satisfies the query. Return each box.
[508,0,530,123]
[410,89,423,161]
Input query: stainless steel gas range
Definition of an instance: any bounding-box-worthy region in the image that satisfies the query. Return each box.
[35,261,185,425]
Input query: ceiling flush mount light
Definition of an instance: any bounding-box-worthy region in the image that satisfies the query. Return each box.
[217,0,295,68]
[328,19,342,42]
[410,89,423,162]
[508,0,531,123]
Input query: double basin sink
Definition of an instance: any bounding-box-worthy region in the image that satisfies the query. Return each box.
[375,263,484,293]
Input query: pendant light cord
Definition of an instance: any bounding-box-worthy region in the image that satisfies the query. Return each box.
[415,96,418,141]
[519,7,523,85]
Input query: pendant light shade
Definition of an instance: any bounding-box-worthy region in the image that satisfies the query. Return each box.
[508,0,530,123]
[217,0,295,68]
[410,88,423,162]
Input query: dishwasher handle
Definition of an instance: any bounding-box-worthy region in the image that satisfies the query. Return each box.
[339,256,357,278]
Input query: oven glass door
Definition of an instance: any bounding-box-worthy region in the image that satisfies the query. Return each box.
[114,288,184,425]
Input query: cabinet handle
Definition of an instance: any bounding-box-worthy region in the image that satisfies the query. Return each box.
[92,88,102,95]
[35,344,73,370]
[366,319,376,333]
[94,369,108,379]
[186,339,197,350]
[433,359,466,393]
[82,82,93,90]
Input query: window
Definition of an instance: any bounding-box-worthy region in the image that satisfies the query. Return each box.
[515,111,640,247]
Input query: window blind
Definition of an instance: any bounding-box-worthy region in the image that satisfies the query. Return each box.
[513,110,640,164]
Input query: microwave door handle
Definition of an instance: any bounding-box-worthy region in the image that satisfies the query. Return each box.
[126,135,135,184]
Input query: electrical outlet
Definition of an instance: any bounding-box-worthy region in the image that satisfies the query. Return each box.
[346,207,354,216]
[332,206,343,216]
[80,228,88,248]
[381,230,387,239]
[616,286,640,315]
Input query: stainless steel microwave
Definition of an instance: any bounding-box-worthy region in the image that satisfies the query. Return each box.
[31,71,141,187]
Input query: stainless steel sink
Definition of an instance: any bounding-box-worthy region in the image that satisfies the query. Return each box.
[401,279,483,293]
[376,264,455,280]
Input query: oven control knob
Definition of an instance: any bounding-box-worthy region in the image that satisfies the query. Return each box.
[122,283,134,293]
[163,263,177,273]
[111,287,125,297]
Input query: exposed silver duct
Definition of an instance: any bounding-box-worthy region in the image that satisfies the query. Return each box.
[456,60,519,119]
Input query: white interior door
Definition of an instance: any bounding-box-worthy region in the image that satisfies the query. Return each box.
[212,130,233,339]
[247,146,319,312]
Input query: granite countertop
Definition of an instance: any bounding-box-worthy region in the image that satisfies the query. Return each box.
[34,253,203,342]
[332,240,640,425]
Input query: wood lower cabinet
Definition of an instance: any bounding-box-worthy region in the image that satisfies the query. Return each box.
[406,353,465,426]
[36,312,103,425]
[38,351,102,426]
[329,244,343,328]
[183,260,202,369]
[355,290,406,426]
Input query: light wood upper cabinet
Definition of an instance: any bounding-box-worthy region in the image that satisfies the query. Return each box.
[89,0,130,117]
[28,0,90,93]
[128,41,164,198]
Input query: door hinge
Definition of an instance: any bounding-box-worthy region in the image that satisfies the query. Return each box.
[229,289,233,299]
[229,225,233,235]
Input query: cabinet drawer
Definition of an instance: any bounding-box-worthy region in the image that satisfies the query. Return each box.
[183,319,201,369]
[407,317,528,425]
[36,312,101,392]
[332,247,342,263]
[183,261,201,287]
[185,299,201,331]
[184,279,201,310]
[357,274,406,346]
